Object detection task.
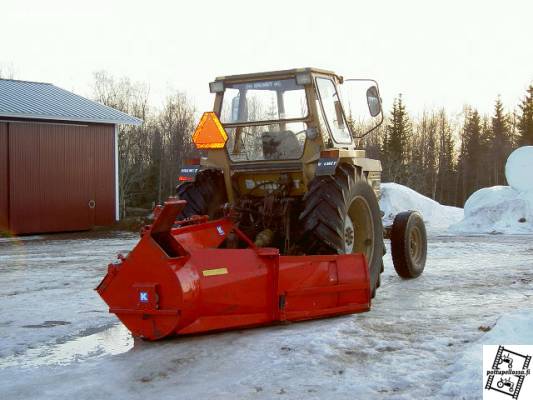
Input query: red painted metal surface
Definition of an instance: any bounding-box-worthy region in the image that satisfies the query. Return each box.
[4,121,115,234]
[96,200,371,340]
[0,123,8,231]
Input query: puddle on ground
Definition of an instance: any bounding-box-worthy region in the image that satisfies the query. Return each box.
[0,324,133,369]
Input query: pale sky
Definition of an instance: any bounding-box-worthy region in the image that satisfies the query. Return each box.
[1,0,532,117]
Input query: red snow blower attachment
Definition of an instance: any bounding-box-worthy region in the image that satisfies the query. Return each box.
[96,200,371,340]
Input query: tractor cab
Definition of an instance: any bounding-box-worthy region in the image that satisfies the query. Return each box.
[192,68,385,203]
[207,68,383,164]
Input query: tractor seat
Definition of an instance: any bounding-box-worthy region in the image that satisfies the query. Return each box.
[262,131,301,160]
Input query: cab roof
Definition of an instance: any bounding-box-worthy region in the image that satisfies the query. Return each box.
[214,67,343,83]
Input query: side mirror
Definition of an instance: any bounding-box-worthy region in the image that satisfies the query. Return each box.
[340,79,384,138]
[366,86,381,117]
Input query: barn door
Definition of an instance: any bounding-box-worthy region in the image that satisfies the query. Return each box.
[41,124,94,232]
[7,122,115,234]
[9,123,94,234]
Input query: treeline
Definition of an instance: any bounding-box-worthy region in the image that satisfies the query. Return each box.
[363,85,533,206]
[92,72,197,216]
[95,70,533,214]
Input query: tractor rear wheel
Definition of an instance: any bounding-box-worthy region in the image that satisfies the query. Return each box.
[176,169,226,219]
[299,164,384,297]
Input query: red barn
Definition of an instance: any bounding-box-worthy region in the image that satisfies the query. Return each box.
[0,78,141,235]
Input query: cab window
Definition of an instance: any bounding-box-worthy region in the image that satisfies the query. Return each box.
[316,77,352,144]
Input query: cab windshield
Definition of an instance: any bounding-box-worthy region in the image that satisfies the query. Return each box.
[220,78,308,161]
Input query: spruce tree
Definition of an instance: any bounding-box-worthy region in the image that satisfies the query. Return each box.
[436,110,455,205]
[479,116,492,187]
[518,85,533,145]
[383,95,410,183]
[490,97,511,185]
[458,109,482,202]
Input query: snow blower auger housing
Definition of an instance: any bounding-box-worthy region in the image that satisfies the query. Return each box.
[97,68,427,340]
[97,200,371,340]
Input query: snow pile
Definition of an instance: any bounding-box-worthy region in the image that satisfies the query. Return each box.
[439,309,533,398]
[450,186,533,234]
[380,182,463,231]
[451,146,533,234]
[505,145,533,192]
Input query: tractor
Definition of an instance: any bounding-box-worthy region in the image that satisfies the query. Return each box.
[177,68,427,296]
[96,68,427,340]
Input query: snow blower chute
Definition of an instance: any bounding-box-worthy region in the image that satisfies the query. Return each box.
[96,200,371,340]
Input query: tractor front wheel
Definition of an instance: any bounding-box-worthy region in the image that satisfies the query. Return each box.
[391,211,427,279]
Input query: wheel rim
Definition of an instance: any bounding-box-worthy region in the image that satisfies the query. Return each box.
[344,217,355,253]
[409,226,423,266]
[346,195,375,265]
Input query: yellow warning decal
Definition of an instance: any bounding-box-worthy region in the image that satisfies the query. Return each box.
[202,267,228,277]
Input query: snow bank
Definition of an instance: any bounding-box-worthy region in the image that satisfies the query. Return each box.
[439,309,533,398]
[451,147,533,234]
[380,182,463,231]
[450,186,533,234]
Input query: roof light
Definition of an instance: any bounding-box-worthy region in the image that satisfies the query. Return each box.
[209,81,224,93]
[296,72,312,85]
[192,112,228,149]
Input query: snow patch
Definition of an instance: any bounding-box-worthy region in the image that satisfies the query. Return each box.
[439,309,533,398]
[450,186,533,234]
[379,182,463,231]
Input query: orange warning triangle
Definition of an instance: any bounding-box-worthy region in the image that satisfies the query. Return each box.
[192,112,228,149]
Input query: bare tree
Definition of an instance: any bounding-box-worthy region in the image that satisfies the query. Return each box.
[92,72,197,216]
[93,71,152,216]
[157,92,196,203]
